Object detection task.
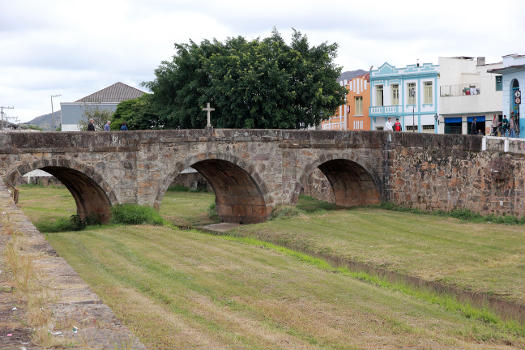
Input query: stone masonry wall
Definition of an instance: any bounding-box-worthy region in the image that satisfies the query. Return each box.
[389,134,525,218]
[0,130,523,219]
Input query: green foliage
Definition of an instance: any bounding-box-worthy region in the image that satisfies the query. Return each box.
[111,204,164,225]
[36,214,101,232]
[78,109,113,131]
[137,29,346,129]
[111,94,161,130]
[378,202,524,225]
[207,203,219,220]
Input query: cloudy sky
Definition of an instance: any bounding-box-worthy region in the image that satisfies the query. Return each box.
[1,0,523,123]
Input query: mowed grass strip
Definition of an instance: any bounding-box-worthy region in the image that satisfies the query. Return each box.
[232,207,525,305]
[46,225,524,349]
[159,190,525,305]
[17,186,525,304]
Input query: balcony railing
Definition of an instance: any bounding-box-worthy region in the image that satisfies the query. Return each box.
[369,105,403,116]
[440,83,480,97]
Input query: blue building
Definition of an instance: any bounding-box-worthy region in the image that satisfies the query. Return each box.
[488,54,525,138]
[369,62,439,133]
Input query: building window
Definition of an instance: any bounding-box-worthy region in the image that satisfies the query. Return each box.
[391,84,399,105]
[408,83,416,105]
[406,125,418,131]
[495,76,503,91]
[355,96,363,115]
[422,125,435,130]
[375,85,383,106]
[424,82,433,104]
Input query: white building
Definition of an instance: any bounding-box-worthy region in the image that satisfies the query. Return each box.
[438,57,503,135]
[488,54,524,138]
[60,82,145,131]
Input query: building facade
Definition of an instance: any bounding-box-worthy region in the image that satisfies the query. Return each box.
[321,72,370,131]
[488,54,524,138]
[60,82,145,131]
[369,62,439,133]
[438,57,502,135]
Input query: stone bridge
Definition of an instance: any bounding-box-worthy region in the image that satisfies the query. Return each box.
[1,130,523,223]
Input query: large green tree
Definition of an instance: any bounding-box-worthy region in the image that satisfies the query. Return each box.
[111,94,161,130]
[122,30,346,129]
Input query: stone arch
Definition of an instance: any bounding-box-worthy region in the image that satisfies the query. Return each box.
[4,157,117,223]
[156,153,272,224]
[297,155,381,207]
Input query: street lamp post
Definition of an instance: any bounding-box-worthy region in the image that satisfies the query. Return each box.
[412,106,415,132]
[51,94,61,130]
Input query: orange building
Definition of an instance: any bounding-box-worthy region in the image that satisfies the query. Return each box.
[321,73,371,131]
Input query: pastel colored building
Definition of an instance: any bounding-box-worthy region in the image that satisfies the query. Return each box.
[438,57,503,135]
[369,62,439,133]
[321,72,370,131]
[488,54,525,138]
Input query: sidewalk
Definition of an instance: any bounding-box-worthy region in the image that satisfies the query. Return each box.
[0,180,145,349]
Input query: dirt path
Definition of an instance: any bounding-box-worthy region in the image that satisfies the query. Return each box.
[0,180,144,349]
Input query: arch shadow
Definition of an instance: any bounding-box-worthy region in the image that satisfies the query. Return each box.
[5,157,117,223]
[297,156,381,208]
[157,153,272,224]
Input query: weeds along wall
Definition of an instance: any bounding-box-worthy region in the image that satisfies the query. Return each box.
[388,134,525,218]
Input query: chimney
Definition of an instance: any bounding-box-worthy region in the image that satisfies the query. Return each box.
[477,57,485,66]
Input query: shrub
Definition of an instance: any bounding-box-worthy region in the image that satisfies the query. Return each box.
[111,204,164,225]
[208,203,219,221]
[36,214,89,232]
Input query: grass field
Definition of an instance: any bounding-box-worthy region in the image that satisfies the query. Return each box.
[159,190,525,306]
[159,190,219,227]
[45,225,524,349]
[17,186,525,305]
[14,185,525,348]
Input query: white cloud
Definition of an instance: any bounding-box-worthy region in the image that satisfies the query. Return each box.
[1,0,523,122]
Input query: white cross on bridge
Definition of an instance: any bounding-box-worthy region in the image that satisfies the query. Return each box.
[202,103,215,128]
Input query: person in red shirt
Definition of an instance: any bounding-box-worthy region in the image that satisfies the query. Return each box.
[393,118,402,132]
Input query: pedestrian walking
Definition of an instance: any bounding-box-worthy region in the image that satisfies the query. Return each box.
[502,115,509,137]
[87,119,95,131]
[393,118,402,132]
[104,121,111,131]
[384,117,393,131]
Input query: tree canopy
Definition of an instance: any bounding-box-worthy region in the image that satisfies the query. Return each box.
[115,30,346,129]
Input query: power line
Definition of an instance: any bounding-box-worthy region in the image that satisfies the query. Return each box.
[0,106,14,130]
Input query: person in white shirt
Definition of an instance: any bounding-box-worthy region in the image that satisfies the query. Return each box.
[384,117,394,131]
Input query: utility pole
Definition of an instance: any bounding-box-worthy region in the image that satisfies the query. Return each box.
[51,94,61,130]
[0,106,14,131]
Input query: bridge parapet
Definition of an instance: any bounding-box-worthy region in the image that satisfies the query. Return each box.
[1,130,523,221]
